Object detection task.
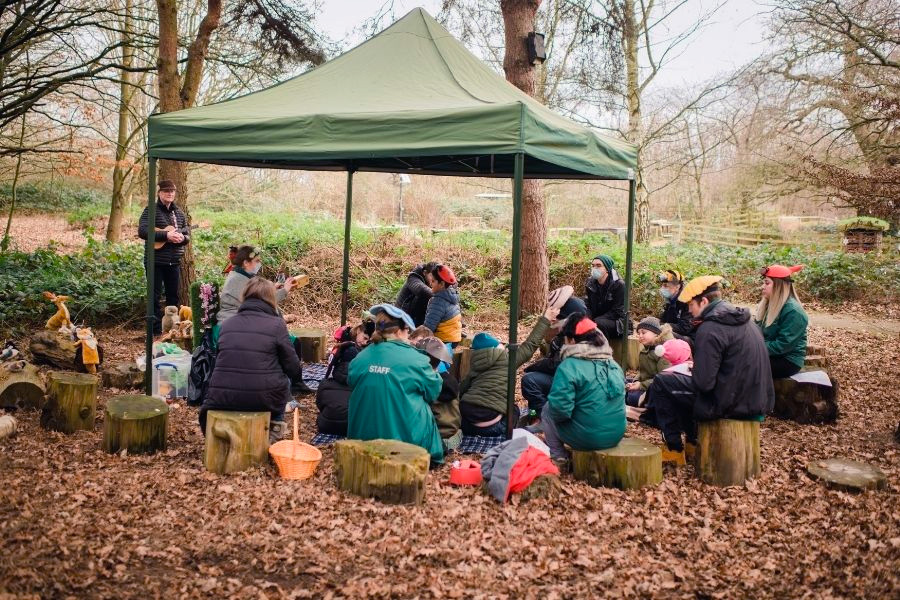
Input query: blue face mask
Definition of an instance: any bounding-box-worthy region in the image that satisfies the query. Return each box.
[591,267,605,281]
[247,262,262,275]
[659,287,673,300]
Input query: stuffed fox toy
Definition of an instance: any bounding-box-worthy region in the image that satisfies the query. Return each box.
[74,327,100,373]
[43,291,72,332]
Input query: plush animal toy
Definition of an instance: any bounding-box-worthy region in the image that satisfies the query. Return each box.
[177,320,193,338]
[43,291,73,332]
[178,305,192,323]
[73,327,100,374]
[161,306,180,335]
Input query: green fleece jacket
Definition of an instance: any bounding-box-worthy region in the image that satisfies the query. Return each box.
[459,316,550,416]
[756,297,808,368]
[637,324,673,390]
[547,342,626,451]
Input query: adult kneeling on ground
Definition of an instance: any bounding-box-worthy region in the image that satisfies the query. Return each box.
[459,302,560,437]
[649,276,774,464]
[199,277,299,444]
[756,264,808,379]
[585,254,626,340]
[395,262,438,327]
[347,304,444,464]
[540,314,626,462]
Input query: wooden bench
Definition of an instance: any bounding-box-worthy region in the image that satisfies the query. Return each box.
[696,419,761,486]
[103,395,169,454]
[334,439,430,505]
[203,410,270,474]
[571,437,662,490]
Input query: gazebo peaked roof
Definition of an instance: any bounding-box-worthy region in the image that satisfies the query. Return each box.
[148,7,636,179]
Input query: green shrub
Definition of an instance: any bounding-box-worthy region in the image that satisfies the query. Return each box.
[0,181,106,214]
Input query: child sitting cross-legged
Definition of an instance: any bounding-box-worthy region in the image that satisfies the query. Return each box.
[624,317,673,420]
[415,336,463,452]
[314,321,374,436]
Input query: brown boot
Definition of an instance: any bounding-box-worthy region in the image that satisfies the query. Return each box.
[269,420,286,445]
[660,446,686,466]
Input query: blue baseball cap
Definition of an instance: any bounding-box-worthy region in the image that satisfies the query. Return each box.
[368,304,415,331]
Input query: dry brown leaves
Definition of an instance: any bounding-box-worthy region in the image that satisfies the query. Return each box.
[1,322,898,599]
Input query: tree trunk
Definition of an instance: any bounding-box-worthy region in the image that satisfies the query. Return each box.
[622,0,650,242]
[29,330,103,372]
[772,375,838,424]
[334,439,430,505]
[0,362,46,410]
[1,109,27,252]
[500,0,548,314]
[696,419,761,487]
[155,0,222,303]
[203,410,270,474]
[107,0,134,243]
[41,372,99,433]
[103,395,169,454]
[571,437,662,490]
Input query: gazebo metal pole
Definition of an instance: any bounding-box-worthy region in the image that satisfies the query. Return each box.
[505,152,525,439]
[622,175,637,366]
[143,157,157,395]
[340,168,355,326]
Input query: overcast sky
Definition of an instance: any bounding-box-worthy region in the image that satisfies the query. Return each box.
[317,0,769,90]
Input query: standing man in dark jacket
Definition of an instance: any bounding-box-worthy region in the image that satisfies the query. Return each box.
[585,254,626,340]
[657,269,694,343]
[395,262,437,327]
[649,275,774,465]
[138,179,191,334]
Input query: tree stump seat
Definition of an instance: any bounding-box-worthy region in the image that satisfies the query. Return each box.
[103,395,168,454]
[0,362,46,410]
[203,410,270,474]
[290,328,327,363]
[41,371,98,433]
[772,371,838,424]
[696,419,761,486]
[609,336,640,371]
[806,457,887,492]
[334,439,430,505]
[451,347,472,381]
[571,437,663,490]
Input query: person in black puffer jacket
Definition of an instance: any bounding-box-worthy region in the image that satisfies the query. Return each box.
[199,278,300,444]
[315,322,372,435]
[657,269,695,343]
[395,262,438,327]
[648,276,774,465]
[137,179,191,334]
[585,254,626,340]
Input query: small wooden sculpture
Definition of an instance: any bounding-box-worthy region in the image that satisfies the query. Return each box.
[43,291,72,332]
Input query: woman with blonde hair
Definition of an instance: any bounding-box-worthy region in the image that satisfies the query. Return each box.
[755,264,809,379]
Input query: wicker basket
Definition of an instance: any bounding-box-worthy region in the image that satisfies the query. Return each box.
[269,409,322,480]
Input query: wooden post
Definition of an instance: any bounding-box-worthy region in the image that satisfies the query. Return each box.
[41,372,98,433]
[0,362,46,409]
[334,439,430,505]
[451,346,472,382]
[571,438,663,490]
[103,395,169,454]
[696,419,761,486]
[203,410,270,474]
[289,328,327,363]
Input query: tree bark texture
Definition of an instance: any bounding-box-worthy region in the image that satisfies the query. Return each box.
[203,410,270,474]
[622,0,650,242]
[289,328,327,363]
[103,395,169,454]
[0,362,46,410]
[41,372,99,433]
[500,0,548,314]
[155,0,222,303]
[107,0,134,243]
[29,330,103,372]
[696,419,761,487]
[334,439,430,505]
[571,437,662,490]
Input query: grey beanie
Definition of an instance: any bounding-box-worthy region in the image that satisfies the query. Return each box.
[636,316,662,335]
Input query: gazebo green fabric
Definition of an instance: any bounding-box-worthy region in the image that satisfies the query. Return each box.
[148,8,635,180]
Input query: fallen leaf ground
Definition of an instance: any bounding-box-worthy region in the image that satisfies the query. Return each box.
[1,321,898,599]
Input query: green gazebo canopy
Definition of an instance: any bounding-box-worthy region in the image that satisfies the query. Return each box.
[148,8,635,179]
[145,8,638,438]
